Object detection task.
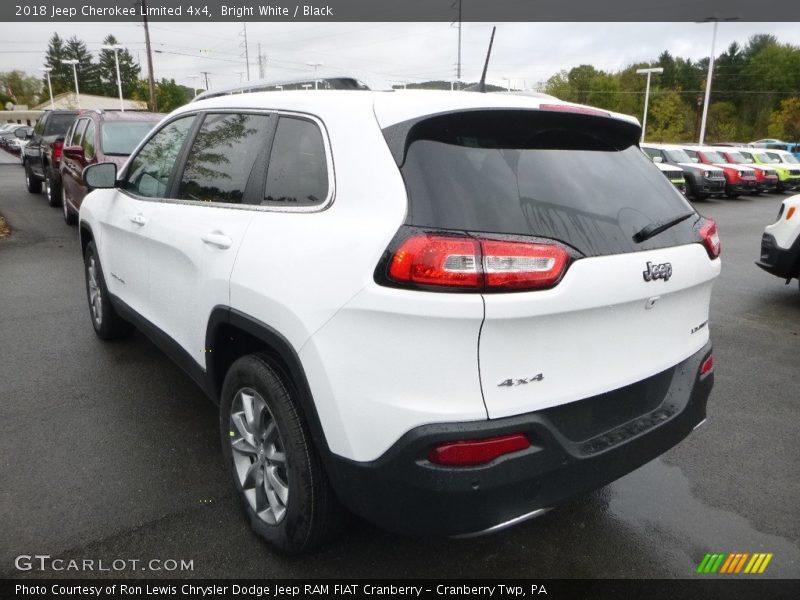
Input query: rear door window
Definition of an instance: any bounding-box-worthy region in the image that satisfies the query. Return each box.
[177,112,273,204]
[394,110,696,257]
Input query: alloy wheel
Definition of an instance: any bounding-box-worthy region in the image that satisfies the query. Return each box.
[86,255,103,326]
[229,387,289,525]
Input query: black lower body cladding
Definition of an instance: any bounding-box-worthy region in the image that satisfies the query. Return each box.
[324,342,714,537]
[756,233,800,280]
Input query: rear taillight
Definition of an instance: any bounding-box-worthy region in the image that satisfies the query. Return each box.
[700,354,714,378]
[52,140,63,162]
[699,219,721,259]
[428,433,530,466]
[386,232,570,292]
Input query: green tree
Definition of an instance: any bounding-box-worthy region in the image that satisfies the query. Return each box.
[133,78,189,112]
[768,97,800,141]
[646,90,690,143]
[707,101,739,142]
[0,71,42,106]
[63,35,101,95]
[97,35,141,99]
[542,71,572,101]
[42,33,73,96]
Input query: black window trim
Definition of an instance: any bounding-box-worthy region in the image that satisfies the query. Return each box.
[117,108,336,214]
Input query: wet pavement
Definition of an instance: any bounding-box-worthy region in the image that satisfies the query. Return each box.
[1,158,798,579]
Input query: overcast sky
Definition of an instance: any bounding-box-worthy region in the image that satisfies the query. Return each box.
[0,21,797,92]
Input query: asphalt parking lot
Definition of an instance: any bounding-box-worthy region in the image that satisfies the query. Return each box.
[0,153,798,580]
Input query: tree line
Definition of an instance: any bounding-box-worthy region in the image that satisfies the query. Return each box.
[1,33,193,113]
[541,34,800,143]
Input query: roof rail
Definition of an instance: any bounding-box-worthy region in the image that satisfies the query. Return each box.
[193,76,370,102]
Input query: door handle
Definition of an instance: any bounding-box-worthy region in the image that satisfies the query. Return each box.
[201,232,232,249]
[129,214,147,226]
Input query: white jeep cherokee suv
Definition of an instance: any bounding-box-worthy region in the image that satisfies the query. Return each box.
[79,89,721,554]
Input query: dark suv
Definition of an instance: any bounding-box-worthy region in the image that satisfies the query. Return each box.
[641,143,725,200]
[23,110,79,206]
[60,110,162,225]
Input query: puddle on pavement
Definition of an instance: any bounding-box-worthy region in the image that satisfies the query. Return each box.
[604,458,799,577]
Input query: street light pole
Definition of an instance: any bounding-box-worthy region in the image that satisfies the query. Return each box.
[636,67,663,143]
[307,62,323,90]
[698,20,719,145]
[39,67,54,110]
[61,59,80,109]
[102,44,125,111]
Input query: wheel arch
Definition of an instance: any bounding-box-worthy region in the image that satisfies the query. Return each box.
[205,307,332,455]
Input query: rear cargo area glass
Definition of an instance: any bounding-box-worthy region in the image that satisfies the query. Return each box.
[397,110,697,256]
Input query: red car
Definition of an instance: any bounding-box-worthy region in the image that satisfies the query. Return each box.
[60,110,163,225]
[682,146,758,198]
[716,148,779,194]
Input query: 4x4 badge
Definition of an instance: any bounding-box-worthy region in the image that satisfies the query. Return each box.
[643,261,672,282]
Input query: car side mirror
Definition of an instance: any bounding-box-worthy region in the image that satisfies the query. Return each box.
[63,146,85,161]
[83,162,117,190]
[652,156,663,163]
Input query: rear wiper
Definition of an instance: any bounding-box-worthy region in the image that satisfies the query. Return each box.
[633,212,695,244]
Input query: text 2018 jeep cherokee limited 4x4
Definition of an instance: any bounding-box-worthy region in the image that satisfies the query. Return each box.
[79,89,720,554]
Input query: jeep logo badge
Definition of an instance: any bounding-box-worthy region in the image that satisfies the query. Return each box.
[643,261,672,282]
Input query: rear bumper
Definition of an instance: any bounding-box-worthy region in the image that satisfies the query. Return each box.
[756,233,800,280]
[325,341,714,537]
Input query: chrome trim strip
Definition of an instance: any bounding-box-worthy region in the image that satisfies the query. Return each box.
[450,507,552,539]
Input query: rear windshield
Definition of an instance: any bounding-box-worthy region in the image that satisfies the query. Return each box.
[101,121,158,155]
[393,110,696,256]
[44,113,76,136]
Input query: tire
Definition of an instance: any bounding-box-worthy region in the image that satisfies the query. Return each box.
[83,241,134,340]
[45,169,61,207]
[220,354,345,555]
[62,186,77,226]
[24,161,42,193]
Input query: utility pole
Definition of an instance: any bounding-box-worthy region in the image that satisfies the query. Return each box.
[140,0,157,111]
[257,43,265,79]
[451,0,462,88]
[240,24,250,81]
[200,71,211,90]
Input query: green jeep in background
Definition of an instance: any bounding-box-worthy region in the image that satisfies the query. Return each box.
[739,148,800,192]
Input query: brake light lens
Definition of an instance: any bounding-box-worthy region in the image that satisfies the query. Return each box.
[428,433,530,466]
[52,140,63,162]
[538,103,610,118]
[699,219,721,259]
[387,233,570,292]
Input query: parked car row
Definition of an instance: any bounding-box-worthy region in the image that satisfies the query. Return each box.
[642,142,800,200]
[14,109,163,224]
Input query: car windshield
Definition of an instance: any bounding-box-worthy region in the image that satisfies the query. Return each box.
[702,151,726,163]
[756,153,779,163]
[101,121,158,155]
[726,152,751,163]
[665,149,692,163]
